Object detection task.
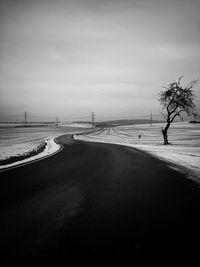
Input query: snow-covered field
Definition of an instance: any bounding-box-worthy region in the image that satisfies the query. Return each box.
[1,122,199,180]
[60,122,92,128]
[0,137,61,170]
[0,125,90,161]
[74,122,200,180]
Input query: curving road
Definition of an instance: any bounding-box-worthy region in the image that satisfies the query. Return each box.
[0,135,200,265]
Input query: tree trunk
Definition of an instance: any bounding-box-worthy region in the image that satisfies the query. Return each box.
[162,129,168,145]
[162,123,170,145]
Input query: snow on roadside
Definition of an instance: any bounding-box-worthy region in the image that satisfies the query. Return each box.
[128,144,200,179]
[60,122,92,128]
[0,137,61,170]
[74,122,200,180]
[44,137,60,154]
[0,142,42,161]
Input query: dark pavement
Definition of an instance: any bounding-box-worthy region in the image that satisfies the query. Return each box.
[0,135,200,265]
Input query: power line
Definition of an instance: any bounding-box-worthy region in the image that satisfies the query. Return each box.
[150,111,152,127]
[28,115,90,120]
[91,112,95,127]
[55,114,59,126]
[24,112,27,126]
[56,114,59,123]
[0,111,164,123]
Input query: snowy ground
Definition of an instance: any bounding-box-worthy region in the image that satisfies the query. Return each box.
[1,122,199,179]
[0,137,61,170]
[74,122,200,180]
[60,122,92,128]
[0,125,90,164]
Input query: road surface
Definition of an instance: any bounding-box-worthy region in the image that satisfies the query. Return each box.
[0,135,200,265]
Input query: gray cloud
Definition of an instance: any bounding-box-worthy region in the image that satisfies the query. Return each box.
[0,0,199,121]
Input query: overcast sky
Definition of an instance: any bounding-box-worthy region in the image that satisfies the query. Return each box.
[0,0,199,121]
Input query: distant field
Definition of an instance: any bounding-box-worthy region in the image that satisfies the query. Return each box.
[75,122,200,179]
[0,125,90,160]
[1,122,200,179]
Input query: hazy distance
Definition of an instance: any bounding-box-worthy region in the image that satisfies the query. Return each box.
[0,0,200,122]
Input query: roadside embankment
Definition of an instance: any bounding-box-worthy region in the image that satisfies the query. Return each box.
[0,137,61,170]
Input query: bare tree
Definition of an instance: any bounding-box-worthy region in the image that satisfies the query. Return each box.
[159,76,198,145]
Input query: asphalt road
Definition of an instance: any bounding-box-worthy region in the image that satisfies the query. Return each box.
[0,135,200,265]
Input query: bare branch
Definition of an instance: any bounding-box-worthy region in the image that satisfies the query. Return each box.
[169,103,179,115]
[178,75,183,85]
[160,111,167,120]
[158,77,198,144]
[185,79,199,90]
[170,109,185,123]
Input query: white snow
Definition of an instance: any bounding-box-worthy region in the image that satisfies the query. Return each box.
[0,125,90,170]
[74,122,200,180]
[44,137,60,154]
[0,142,42,160]
[0,125,89,161]
[60,122,92,128]
[0,137,61,170]
[1,122,199,178]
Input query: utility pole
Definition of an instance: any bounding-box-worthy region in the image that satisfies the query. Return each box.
[150,111,152,127]
[24,111,27,126]
[91,112,95,127]
[56,114,59,126]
